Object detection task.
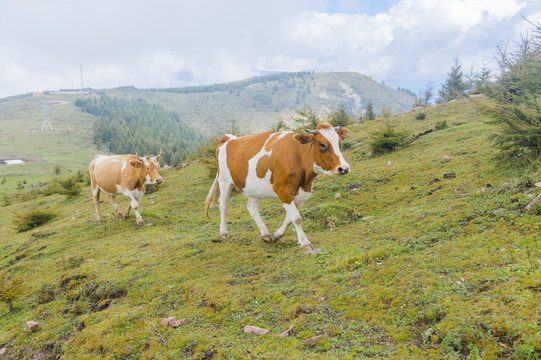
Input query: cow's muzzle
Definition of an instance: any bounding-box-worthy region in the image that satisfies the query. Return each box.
[338,165,350,175]
[155,177,163,184]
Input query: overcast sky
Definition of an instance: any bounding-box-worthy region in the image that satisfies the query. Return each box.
[0,0,539,98]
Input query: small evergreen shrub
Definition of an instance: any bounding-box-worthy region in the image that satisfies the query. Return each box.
[58,176,82,198]
[13,208,57,232]
[435,120,448,130]
[369,122,409,155]
[415,112,427,121]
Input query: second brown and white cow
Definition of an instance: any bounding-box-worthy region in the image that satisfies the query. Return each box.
[89,152,163,225]
[205,123,349,250]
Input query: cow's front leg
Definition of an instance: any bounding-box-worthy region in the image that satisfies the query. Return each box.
[123,190,144,225]
[122,204,131,220]
[282,201,313,250]
[108,195,123,219]
[273,190,311,242]
[246,197,272,241]
[272,214,291,242]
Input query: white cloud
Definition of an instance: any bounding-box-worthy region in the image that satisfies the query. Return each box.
[0,0,537,98]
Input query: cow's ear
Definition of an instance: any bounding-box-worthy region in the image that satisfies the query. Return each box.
[337,128,349,140]
[130,159,143,169]
[293,133,314,145]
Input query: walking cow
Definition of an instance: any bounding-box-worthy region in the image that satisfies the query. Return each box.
[89,152,163,225]
[205,123,350,251]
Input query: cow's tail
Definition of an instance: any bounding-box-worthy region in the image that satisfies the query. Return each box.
[205,174,219,220]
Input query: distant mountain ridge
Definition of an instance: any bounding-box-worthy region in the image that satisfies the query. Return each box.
[105,71,416,136]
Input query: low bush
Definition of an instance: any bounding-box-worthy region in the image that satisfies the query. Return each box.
[369,121,409,155]
[435,120,448,130]
[13,207,57,232]
[415,112,427,121]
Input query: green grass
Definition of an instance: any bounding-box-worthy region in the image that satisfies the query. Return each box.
[0,95,100,194]
[1,98,541,359]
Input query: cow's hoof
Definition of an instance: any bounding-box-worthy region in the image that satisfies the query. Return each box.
[300,243,314,251]
[116,213,123,219]
[261,234,274,242]
[136,220,145,226]
[271,232,283,242]
[97,219,104,224]
[301,248,323,257]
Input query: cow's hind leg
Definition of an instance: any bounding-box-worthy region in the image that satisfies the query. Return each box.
[218,180,234,239]
[108,195,123,219]
[92,186,104,223]
[246,197,272,241]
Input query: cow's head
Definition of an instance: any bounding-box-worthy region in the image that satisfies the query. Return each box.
[130,150,163,185]
[293,123,350,175]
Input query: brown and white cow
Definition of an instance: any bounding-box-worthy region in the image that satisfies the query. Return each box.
[205,123,349,250]
[89,152,163,225]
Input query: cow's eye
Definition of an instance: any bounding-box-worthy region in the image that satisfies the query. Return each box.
[319,143,328,151]
[146,167,150,171]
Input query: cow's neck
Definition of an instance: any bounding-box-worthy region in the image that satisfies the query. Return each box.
[299,143,318,191]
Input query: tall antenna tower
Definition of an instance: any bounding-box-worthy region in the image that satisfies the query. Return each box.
[41,104,53,131]
[80,64,84,90]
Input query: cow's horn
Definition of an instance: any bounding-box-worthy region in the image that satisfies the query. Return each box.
[305,129,316,134]
[157,149,162,158]
[334,126,343,130]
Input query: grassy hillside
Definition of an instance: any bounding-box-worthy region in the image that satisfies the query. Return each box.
[0,95,100,193]
[1,98,540,359]
[105,72,415,136]
[0,72,414,194]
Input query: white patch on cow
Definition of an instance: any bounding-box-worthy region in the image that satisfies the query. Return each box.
[243,133,279,199]
[150,156,159,166]
[318,127,350,171]
[92,187,99,196]
[217,138,235,185]
[123,190,140,208]
[142,157,150,167]
[132,189,144,200]
[294,188,311,207]
[277,131,292,140]
[121,160,127,172]
[94,155,108,166]
[145,174,152,184]
[313,164,333,175]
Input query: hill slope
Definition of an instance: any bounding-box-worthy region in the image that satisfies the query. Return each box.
[0,72,413,193]
[0,95,100,193]
[105,72,416,136]
[1,99,540,359]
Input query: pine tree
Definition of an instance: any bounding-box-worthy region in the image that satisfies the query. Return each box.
[485,22,541,167]
[327,103,353,127]
[365,100,376,121]
[437,55,470,103]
